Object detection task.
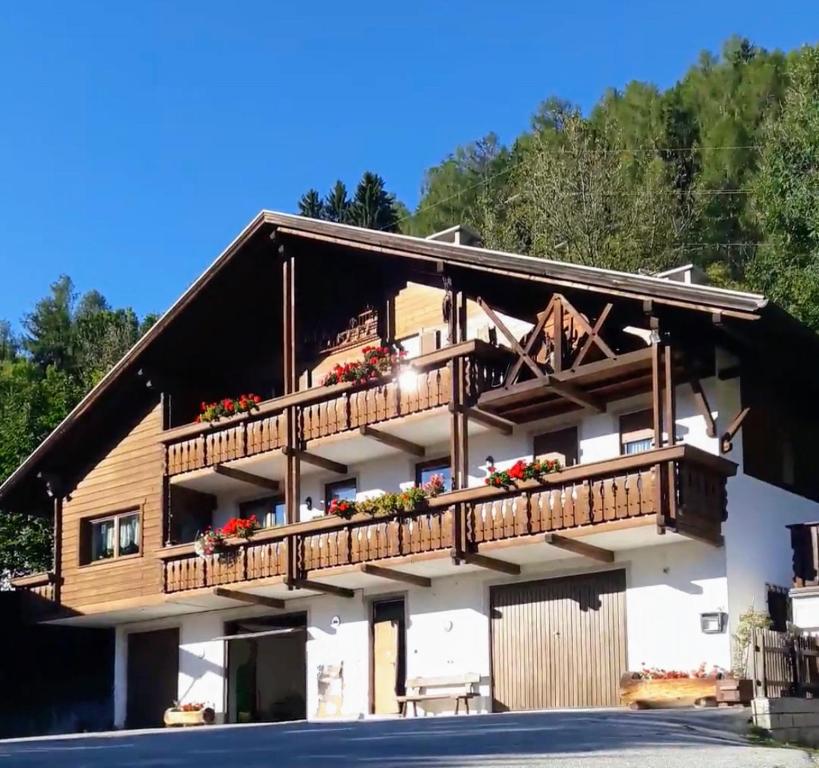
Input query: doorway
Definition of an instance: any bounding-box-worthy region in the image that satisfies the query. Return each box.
[225,613,307,723]
[127,627,179,729]
[371,597,406,715]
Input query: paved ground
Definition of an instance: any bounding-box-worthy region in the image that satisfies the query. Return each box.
[0,708,815,767]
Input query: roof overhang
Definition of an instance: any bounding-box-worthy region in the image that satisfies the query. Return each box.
[0,209,783,507]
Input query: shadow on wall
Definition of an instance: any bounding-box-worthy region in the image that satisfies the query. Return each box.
[0,593,114,738]
[178,644,226,704]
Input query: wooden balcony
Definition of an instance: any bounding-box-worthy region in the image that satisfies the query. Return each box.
[159,445,736,595]
[11,571,57,602]
[163,340,507,477]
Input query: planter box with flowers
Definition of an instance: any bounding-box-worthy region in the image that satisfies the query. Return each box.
[322,345,407,387]
[619,664,730,709]
[194,515,258,558]
[328,474,447,519]
[164,702,215,727]
[194,393,262,424]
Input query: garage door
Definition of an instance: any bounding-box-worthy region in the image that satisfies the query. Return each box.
[490,570,626,711]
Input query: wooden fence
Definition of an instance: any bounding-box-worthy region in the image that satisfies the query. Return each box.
[751,628,819,698]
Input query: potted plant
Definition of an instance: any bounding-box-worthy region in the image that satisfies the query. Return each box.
[164,702,215,727]
[718,608,771,705]
[194,527,225,558]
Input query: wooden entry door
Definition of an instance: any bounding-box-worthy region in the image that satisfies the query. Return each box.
[490,570,626,711]
[127,628,179,728]
[372,599,405,714]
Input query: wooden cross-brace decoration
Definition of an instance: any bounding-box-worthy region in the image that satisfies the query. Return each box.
[476,294,608,413]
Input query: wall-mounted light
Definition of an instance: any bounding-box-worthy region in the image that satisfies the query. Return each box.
[700,611,727,634]
[305,496,313,511]
[485,455,495,468]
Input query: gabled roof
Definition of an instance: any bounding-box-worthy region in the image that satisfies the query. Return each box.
[0,210,779,505]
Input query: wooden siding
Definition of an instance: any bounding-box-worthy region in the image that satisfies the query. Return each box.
[490,571,627,710]
[60,401,165,610]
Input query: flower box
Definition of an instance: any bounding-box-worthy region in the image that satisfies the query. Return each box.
[163,707,215,727]
[619,674,717,709]
[715,678,753,705]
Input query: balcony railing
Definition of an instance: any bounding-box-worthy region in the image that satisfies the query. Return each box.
[11,571,57,602]
[163,339,507,477]
[158,445,736,594]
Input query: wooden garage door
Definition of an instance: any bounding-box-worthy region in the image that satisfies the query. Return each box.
[491,570,626,711]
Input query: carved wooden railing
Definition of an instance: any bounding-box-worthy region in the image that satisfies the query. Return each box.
[11,571,57,602]
[163,340,508,477]
[159,445,736,593]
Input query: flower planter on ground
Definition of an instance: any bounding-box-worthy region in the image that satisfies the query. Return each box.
[163,706,215,727]
[715,678,753,705]
[619,675,717,709]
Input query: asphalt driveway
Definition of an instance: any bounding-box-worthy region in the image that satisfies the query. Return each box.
[0,708,814,767]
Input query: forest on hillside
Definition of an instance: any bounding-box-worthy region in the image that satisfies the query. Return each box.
[3,35,819,576]
[301,37,819,331]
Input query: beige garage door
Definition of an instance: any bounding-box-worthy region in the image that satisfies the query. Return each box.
[490,570,627,711]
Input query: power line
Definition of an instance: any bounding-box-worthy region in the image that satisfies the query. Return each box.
[391,144,771,231]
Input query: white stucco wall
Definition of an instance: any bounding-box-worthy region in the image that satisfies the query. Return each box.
[112,344,819,725]
[113,537,732,725]
[792,590,819,634]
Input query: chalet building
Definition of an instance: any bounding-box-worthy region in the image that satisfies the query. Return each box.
[4,211,819,728]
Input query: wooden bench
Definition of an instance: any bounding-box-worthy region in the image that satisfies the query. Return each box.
[396,674,480,717]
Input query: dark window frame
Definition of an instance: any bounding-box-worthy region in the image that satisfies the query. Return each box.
[324,478,358,510]
[414,457,451,488]
[238,495,287,529]
[533,426,579,467]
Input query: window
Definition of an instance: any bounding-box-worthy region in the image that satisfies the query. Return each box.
[325,478,357,510]
[619,410,654,456]
[239,496,287,529]
[533,426,578,467]
[415,458,452,490]
[82,510,140,563]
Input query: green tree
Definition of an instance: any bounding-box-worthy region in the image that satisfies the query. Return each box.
[22,275,76,371]
[324,180,351,224]
[750,45,819,329]
[297,188,324,219]
[349,172,400,231]
[0,511,52,578]
[296,173,402,231]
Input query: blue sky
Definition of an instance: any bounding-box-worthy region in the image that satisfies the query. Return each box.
[0,1,815,327]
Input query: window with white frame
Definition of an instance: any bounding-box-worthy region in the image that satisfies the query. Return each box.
[82,510,140,563]
[619,410,655,455]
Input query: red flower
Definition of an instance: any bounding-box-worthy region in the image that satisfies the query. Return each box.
[252,394,261,404]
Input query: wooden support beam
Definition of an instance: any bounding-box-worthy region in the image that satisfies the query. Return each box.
[544,533,614,563]
[572,303,614,368]
[213,587,285,610]
[463,552,520,575]
[359,425,425,457]
[291,579,355,598]
[548,377,605,413]
[283,447,347,475]
[721,406,750,454]
[450,405,514,436]
[689,379,717,438]
[477,297,546,381]
[213,465,280,492]
[360,563,431,588]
